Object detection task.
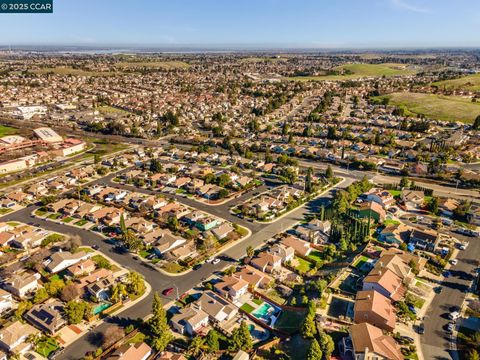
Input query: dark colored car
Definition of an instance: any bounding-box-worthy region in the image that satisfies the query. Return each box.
[92,245,100,250]
[162,287,174,296]
[193,264,202,270]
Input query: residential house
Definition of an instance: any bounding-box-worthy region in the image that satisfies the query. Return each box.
[86,276,115,300]
[267,244,295,263]
[357,201,386,223]
[235,266,273,290]
[438,198,460,218]
[197,290,238,323]
[354,290,396,332]
[0,289,14,314]
[67,259,96,277]
[250,252,282,273]
[212,223,234,240]
[170,305,209,336]
[346,323,402,360]
[400,190,424,211]
[152,230,187,256]
[409,228,439,252]
[364,189,395,209]
[214,276,249,301]
[107,342,152,360]
[362,268,406,302]
[24,300,66,334]
[0,321,39,354]
[378,223,411,246]
[3,273,40,298]
[281,235,312,257]
[44,250,90,273]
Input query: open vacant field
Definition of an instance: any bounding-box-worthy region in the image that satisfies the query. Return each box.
[115,61,190,70]
[287,63,417,82]
[376,92,480,123]
[432,73,480,91]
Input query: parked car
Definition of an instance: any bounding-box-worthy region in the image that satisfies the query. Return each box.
[92,245,100,250]
[400,336,414,344]
[447,322,455,333]
[450,259,458,265]
[162,287,174,296]
[212,258,221,265]
[417,324,425,334]
[449,311,460,321]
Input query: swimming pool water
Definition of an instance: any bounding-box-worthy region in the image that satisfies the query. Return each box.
[252,303,274,321]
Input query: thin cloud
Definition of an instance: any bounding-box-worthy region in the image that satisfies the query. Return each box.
[390,0,429,13]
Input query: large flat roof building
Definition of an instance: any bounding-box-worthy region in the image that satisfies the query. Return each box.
[33,127,63,143]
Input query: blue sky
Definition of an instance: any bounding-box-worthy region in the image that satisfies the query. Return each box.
[1,0,479,48]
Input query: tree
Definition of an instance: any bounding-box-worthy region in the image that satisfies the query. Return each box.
[400,176,409,188]
[122,229,143,252]
[325,165,333,180]
[302,302,317,339]
[473,115,480,130]
[429,196,439,215]
[305,167,313,193]
[148,292,173,351]
[15,300,32,319]
[150,158,163,173]
[229,321,253,351]
[101,325,124,349]
[318,329,335,359]
[33,287,49,304]
[246,245,254,258]
[44,278,65,297]
[65,300,90,324]
[188,336,206,357]
[61,284,81,302]
[205,329,220,353]
[111,283,128,303]
[94,154,101,164]
[126,271,146,296]
[64,234,82,252]
[467,349,480,360]
[306,339,322,360]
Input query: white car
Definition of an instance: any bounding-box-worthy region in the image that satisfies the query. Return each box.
[205,257,214,263]
[447,322,455,333]
[450,259,458,265]
[212,258,221,265]
[449,311,460,321]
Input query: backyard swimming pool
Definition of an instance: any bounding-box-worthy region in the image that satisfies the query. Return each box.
[252,302,279,323]
[93,302,112,315]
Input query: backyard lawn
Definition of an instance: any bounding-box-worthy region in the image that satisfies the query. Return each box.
[0,125,18,136]
[275,309,306,334]
[240,303,255,313]
[295,257,315,273]
[307,250,323,264]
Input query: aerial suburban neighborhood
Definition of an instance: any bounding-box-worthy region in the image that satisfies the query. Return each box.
[0,1,479,360]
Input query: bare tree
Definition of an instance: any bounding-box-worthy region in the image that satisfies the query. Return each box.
[64,234,82,252]
[61,284,81,302]
[101,325,125,349]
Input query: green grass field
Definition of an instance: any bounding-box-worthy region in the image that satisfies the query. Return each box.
[287,63,417,82]
[433,73,480,91]
[115,60,190,70]
[376,92,480,123]
[0,125,17,137]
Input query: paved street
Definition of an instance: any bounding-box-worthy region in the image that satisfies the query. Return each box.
[0,171,352,359]
[419,230,478,360]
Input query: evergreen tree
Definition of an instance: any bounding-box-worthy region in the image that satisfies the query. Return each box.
[325,165,334,180]
[473,115,480,130]
[400,176,409,188]
[205,330,220,353]
[148,292,173,351]
[229,321,252,351]
[318,329,335,359]
[305,167,313,193]
[306,339,323,360]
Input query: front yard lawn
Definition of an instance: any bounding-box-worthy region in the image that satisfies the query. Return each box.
[36,337,59,358]
[0,208,12,215]
[47,213,62,220]
[162,262,184,273]
[74,219,88,226]
[126,332,146,345]
[62,217,74,223]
